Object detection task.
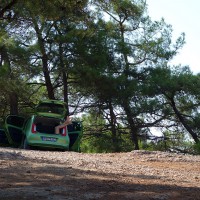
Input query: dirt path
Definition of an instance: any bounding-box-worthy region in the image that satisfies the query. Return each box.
[0,147,200,200]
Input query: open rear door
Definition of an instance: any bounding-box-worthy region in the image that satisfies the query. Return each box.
[4,115,25,147]
[0,129,9,146]
[68,121,83,152]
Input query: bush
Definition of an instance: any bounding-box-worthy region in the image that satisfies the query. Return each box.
[193,142,200,155]
[81,132,134,153]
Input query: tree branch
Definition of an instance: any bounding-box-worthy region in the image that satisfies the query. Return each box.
[0,0,18,18]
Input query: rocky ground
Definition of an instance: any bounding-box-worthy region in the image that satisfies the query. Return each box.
[0,147,200,200]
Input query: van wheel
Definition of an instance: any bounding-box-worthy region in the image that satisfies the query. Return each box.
[23,137,30,150]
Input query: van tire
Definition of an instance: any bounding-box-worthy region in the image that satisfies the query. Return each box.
[23,137,30,150]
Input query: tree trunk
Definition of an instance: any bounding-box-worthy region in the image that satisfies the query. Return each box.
[119,21,139,149]
[0,45,18,115]
[9,92,18,115]
[41,53,55,100]
[32,18,55,100]
[108,100,119,152]
[122,101,139,150]
[170,97,199,143]
[62,71,69,113]
[58,43,69,113]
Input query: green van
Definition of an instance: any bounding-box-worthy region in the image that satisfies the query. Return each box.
[3,100,82,152]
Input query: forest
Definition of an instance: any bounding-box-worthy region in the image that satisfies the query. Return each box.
[0,0,200,153]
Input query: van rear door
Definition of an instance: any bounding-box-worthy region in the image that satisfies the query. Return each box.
[0,129,9,145]
[4,115,25,147]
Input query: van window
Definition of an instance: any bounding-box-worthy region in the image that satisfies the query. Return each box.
[36,103,65,115]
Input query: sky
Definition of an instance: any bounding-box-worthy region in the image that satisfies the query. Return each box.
[147,0,200,74]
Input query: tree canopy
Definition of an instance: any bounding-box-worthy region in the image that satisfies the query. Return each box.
[0,0,200,152]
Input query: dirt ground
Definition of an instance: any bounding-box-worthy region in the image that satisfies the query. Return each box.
[0,147,200,200]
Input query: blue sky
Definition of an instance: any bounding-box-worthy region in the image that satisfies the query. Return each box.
[147,0,200,74]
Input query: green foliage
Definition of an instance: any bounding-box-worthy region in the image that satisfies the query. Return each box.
[81,132,134,153]
[1,0,199,152]
[80,112,134,153]
[140,131,195,154]
[193,142,200,155]
[0,63,10,77]
[81,133,115,153]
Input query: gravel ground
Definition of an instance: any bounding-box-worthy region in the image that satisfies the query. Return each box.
[0,147,200,200]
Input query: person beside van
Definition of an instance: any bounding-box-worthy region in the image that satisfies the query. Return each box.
[55,116,72,134]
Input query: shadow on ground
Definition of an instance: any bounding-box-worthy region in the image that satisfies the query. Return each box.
[0,150,199,200]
